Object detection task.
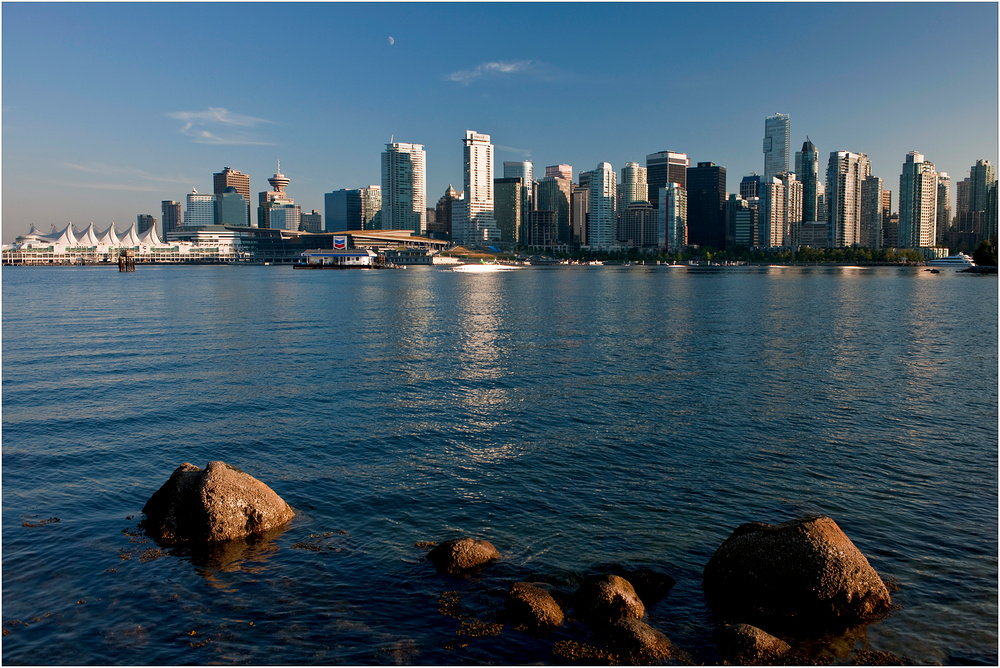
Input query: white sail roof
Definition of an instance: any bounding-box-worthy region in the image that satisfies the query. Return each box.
[138,224,163,246]
[118,224,141,247]
[75,223,100,246]
[96,224,121,247]
[50,223,78,246]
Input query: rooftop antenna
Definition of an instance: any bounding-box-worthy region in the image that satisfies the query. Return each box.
[390,134,394,144]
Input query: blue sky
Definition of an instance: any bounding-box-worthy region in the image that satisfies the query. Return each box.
[2,2,997,243]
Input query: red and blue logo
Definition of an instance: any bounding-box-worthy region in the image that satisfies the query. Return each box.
[333,235,347,250]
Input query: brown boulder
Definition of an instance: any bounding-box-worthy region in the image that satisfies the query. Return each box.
[574,574,645,625]
[142,461,294,543]
[427,537,500,574]
[598,617,672,664]
[703,516,891,632]
[505,582,564,630]
[716,623,791,665]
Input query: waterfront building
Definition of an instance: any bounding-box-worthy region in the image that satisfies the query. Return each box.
[300,210,322,234]
[898,151,938,249]
[137,214,156,234]
[658,183,687,253]
[619,201,657,249]
[185,190,216,227]
[778,172,803,248]
[455,130,497,244]
[800,138,820,223]
[360,186,382,230]
[213,167,251,226]
[493,177,522,244]
[646,150,688,211]
[587,162,617,249]
[268,203,301,231]
[759,177,786,247]
[381,141,427,235]
[258,164,294,230]
[883,213,900,248]
[216,186,249,227]
[740,174,763,200]
[537,173,572,245]
[161,201,182,238]
[966,159,998,241]
[827,150,871,247]
[435,185,463,241]
[763,113,790,181]
[527,210,556,248]
[686,161,726,248]
[571,182,589,246]
[861,175,884,249]
[936,173,951,242]
[504,160,534,230]
[726,194,758,248]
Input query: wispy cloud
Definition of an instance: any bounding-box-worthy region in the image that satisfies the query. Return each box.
[445,60,536,85]
[495,144,533,159]
[58,162,197,193]
[167,107,275,145]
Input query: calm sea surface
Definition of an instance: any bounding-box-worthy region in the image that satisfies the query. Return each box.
[2,264,997,665]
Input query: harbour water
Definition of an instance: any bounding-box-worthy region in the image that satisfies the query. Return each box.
[2,264,997,664]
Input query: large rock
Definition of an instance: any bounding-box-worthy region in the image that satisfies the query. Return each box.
[716,623,791,665]
[427,537,500,574]
[574,574,645,625]
[598,617,672,664]
[142,461,294,543]
[702,516,891,632]
[505,582,564,630]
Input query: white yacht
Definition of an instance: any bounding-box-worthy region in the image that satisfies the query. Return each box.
[926,253,975,267]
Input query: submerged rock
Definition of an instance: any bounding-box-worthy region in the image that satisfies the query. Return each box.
[505,582,564,630]
[574,574,645,626]
[142,461,294,544]
[702,516,892,632]
[598,617,672,664]
[427,537,500,574]
[716,623,791,665]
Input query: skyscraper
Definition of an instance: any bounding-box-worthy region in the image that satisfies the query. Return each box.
[619,201,657,249]
[136,214,156,234]
[571,183,589,246]
[759,177,786,247]
[435,186,463,241]
[861,175,884,249]
[968,159,998,241]
[216,186,249,226]
[493,177,522,244]
[587,162,617,249]
[763,113,790,181]
[726,194,758,248]
[936,173,951,242]
[686,162,726,248]
[504,161,534,227]
[740,174,763,200]
[381,141,427,234]
[777,172,803,248]
[827,151,871,247]
[646,151,688,210]
[185,189,215,227]
[619,162,649,208]
[456,130,497,244]
[300,210,322,233]
[257,163,295,230]
[658,183,687,253]
[161,200,182,238]
[537,175,572,245]
[800,138,820,223]
[898,151,938,249]
[213,167,251,226]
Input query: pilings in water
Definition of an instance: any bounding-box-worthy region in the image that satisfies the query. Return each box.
[118,255,136,272]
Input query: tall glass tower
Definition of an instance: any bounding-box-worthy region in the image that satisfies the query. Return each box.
[800,138,820,223]
[763,113,790,181]
[381,142,427,234]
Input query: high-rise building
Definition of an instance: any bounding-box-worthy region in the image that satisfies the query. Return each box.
[161,200,182,238]
[545,164,572,180]
[527,210,556,248]
[658,183,687,253]
[740,174,763,200]
[537,173,572,245]
[936,173,951,241]
[257,163,294,229]
[619,201,657,249]
[827,151,871,247]
[136,214,156,234]
[619,162,649,210]
[686,162,726,248]
[325,189,349,232]
[493,177,522,244]
[777,172,803,248]
[455,130,497,244]
[726,194,758,248]
[300,210,322,233]
[213,167,251,226]
[968,159,998,241]
[504,161,534,229]
[860,175,884,249]
[898,151,938,249]
[587,162,617,249]
[216,186,249,226]
[646,151,688,210]
[360,186,382,230]
[800,138,820,223]
[435,185,463,241]
[759,177,786,247]
[763,113,790,181]
[571,183,589,246]
[185,190,215,227]
[381,141,427,234]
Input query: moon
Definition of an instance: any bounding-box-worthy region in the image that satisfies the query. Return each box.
[388,36,394,46]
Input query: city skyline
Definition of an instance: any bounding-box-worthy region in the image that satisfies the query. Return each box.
[2,2,997,244]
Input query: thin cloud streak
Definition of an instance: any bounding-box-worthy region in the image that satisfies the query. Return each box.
[446,60,535,85]
[167,106,276,145]
[62,162,195,185]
